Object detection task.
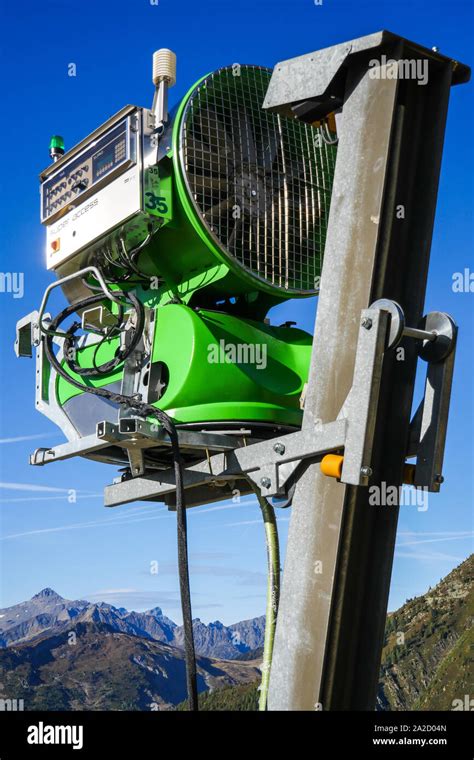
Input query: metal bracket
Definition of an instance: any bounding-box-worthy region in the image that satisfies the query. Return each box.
[30,418,248,467]
[339,307,389,485]
[15,311,41,358]
[408,320,457,491]
[371,300,458,491]
[34,265,122,345]
[263,30,470,123]
[103,418,348,508]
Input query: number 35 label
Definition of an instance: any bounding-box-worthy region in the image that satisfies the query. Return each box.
[145,192,168,213]
[144,168,172,220]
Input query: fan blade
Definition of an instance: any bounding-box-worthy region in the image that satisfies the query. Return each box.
[237,109,257,164]
[186,136,228,174]
[204,197,233,221]
[199,176,229,193]
[259,130,280,171]
[206,106,235,156]
[185,136,210,168]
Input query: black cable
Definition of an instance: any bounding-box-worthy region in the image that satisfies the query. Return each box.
[119,235,154,280]
[84,251,147,288]
[61,293,144,378]
[91,325,121,375]
[43,294,199,711]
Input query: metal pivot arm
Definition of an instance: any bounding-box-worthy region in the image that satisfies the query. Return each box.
[352,299,458,493]
[30,422,249,466]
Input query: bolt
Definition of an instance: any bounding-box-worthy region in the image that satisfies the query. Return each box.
[273,442,285,456]
[435,474,444,484]
[251,189,257,197]
[361,317,373,330]
[260,477,271,489]
[360,465,373,478]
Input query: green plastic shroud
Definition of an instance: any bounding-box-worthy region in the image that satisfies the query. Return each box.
[58,304,312,428]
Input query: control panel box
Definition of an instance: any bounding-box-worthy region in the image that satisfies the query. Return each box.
[40,105,171,271]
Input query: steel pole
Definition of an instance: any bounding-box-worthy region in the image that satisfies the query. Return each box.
[267,34,468,710]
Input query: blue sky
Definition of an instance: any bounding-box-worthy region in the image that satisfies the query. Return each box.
[0,0,472,624]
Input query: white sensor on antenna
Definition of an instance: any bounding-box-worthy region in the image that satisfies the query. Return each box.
[152,49,176,129]
[153,48,177,87]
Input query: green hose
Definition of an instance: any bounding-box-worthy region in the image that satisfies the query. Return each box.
[254,490,281,711]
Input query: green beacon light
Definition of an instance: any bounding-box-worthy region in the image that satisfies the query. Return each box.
[49,135,65,162]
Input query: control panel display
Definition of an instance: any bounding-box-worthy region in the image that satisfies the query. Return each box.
[41,119,134,223]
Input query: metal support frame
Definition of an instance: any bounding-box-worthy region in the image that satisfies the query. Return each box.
[28,297,456,511]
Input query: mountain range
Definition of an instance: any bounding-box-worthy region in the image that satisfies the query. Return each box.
[0,554,471,710]
[0,588,265,660]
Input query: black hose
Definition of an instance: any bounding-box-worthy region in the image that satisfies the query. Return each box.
[43,294,199,711]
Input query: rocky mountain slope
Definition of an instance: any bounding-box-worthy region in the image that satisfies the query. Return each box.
[0,588,89,647]
[0,621,260,710]
[172,616,265,659]
[377,553,473,710]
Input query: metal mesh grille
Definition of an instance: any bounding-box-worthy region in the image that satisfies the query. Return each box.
[180,65,337,293]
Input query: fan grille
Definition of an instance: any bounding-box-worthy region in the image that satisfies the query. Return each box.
[179,65,337,293]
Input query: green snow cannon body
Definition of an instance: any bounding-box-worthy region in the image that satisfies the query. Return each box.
[20,62,336,472]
